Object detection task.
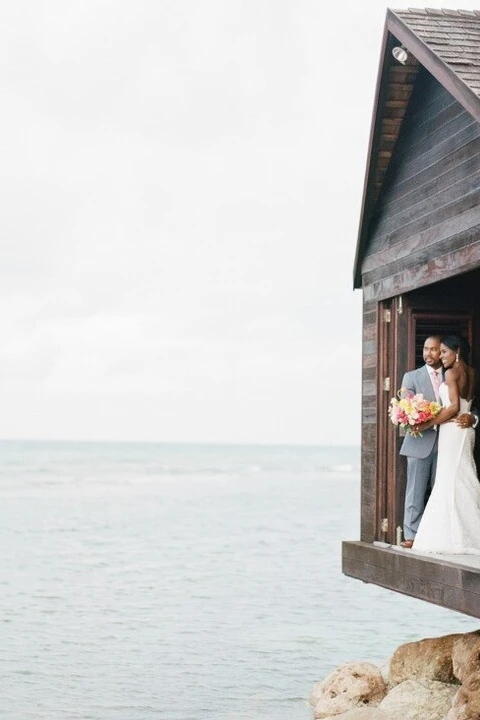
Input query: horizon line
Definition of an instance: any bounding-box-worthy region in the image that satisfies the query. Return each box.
[0,437,361,449]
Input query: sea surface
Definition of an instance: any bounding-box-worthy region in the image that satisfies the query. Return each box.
[0,440,477,720]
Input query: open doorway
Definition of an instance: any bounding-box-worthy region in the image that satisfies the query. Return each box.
[376,268,480,544]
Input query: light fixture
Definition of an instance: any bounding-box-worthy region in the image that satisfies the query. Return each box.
[392,44,408,64]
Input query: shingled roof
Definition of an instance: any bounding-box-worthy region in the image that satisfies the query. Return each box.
[391,8,480,110]
[353,8,480,288]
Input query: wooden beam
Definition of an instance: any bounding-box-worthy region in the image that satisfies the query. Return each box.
[362,202,480,276]
[363,240,480,301]
[343,541,480,618]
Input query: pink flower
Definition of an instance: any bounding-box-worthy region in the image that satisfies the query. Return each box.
[388,389,441,437]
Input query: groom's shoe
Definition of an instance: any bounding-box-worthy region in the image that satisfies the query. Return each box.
[400,539,414,548]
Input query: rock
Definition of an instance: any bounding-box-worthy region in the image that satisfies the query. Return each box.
[379,659,391,687]
[446,670,480,720]
[389,633,463,685]
[379,678,457,720]
[320,709,401,719]
[310,680,325,706]
[312,662,388,719]
[452,631,480,683]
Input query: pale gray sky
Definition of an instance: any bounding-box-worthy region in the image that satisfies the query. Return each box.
[1,1,477,445]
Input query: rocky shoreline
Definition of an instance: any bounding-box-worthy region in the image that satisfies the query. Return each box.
[309,630,480,719]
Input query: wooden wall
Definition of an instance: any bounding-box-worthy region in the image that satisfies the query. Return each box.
[359,69,480,541]
[361,68,480,304]
[360,299,377,541]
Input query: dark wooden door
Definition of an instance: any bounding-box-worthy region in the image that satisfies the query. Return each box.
[376,295,405,543]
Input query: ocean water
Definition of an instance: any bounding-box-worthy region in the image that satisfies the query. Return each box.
[0,440,477,720]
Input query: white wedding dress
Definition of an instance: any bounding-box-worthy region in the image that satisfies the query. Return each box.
[413,383,480,555]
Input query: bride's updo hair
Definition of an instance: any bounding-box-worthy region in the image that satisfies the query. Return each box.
[441,334,470,362]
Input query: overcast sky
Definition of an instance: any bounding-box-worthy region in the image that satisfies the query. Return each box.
[1,0,477,445]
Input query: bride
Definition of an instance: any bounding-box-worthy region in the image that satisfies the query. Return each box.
[412,335,480,555]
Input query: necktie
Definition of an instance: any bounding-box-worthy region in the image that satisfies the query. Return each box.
[431,369,441,401]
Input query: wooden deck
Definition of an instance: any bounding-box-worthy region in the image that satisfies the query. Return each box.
[342,541,480,619]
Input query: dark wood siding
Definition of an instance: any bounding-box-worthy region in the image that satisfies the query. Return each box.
[360,299,377,541]
[361,68,480,302]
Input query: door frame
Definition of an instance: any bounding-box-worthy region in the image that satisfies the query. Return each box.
[376,294,474,544]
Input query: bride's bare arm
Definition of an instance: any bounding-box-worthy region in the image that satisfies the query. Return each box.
[455,367,478,428]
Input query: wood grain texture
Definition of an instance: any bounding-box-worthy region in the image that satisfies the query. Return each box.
[364,240,480,302]
[342,541,480,619]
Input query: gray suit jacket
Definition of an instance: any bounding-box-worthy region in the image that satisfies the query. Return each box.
[399,365,441,460]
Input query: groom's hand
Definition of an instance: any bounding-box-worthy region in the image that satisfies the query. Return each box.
[455,413,475,429]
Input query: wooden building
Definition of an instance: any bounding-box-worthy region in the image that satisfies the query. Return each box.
[343,8,480,618]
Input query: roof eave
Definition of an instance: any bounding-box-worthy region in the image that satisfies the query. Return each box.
[352,22,391,289]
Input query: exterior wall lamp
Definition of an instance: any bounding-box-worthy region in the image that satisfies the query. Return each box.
[392,45,408,64]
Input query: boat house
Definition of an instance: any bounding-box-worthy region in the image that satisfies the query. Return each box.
[343,8,480,618]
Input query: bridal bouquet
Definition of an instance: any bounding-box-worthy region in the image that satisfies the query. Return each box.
[389,390,441,436]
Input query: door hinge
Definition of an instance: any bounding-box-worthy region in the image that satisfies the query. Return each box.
[383,309,391,322]
[381,518,389,533]
[383,377,391,391]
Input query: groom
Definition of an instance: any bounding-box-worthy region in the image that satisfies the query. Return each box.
[399,335,478,548]
[399,336,443,548]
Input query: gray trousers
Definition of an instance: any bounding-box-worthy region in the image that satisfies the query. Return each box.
[403,443,438,540]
